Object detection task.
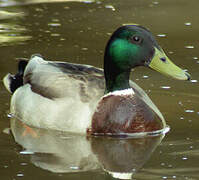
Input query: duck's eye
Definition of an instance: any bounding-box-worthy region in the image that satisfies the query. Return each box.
[130,36,142,44]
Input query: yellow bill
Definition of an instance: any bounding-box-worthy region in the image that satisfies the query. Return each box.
[149,47,191,80]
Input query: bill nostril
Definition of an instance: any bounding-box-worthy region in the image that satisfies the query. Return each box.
[160,57,166,62]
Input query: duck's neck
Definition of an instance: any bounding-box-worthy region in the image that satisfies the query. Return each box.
[104,54,131,94]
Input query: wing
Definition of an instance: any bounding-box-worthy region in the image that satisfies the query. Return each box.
[130,81,164,121]
[23,55,105,102]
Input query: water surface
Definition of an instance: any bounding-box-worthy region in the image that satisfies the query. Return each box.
[0,0,199,179]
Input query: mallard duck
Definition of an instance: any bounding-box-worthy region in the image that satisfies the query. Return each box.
[3,25,190,135]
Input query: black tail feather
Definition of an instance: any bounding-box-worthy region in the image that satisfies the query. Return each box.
[18,60,28,75]
[5,60,28,93]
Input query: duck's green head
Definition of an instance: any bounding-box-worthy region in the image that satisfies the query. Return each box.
[104,25,190,92]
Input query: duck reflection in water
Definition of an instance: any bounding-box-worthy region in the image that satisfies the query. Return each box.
[10,118,168,179]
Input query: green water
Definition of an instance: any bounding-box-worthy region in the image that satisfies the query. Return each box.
[0,0,199,179]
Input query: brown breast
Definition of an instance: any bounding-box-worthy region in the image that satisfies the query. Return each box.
[91,92,164,135]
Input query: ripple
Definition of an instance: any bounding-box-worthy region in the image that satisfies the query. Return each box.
[142,75,149,79]
[152,1,159,5]
[185,45,194,49]
[157,34,166,37]
[182,157,188,160]
[70,166,79,170]
[0,23,31,46]
[184,22,191,26]
[20,163,28,166]
[92,125,170,138]
[0,34,31,45]
[48,23,61,27]
[83,0,93,3]
[185,110,194,113]
[105,5,116,11]
[170,150,199,156]
[160,86,171,89]
[81,47,88,51]
[0,0,96,7]
[190,80,198,83]
[0,10,25,20]
[50,33,60,37]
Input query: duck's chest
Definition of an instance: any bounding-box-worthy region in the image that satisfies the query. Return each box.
[90,90,164,135]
